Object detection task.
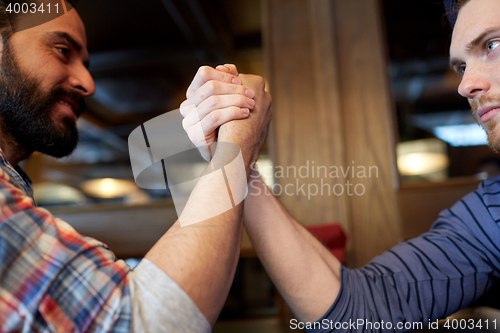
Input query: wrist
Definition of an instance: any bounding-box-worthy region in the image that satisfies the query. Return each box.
[218,134,259,178]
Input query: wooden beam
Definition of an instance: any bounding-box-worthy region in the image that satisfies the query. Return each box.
[333,0,401,266]
[263,0,402,267]
[264,0,350,232]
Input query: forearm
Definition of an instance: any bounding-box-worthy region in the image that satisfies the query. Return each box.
[244,174,341,322]
[145,150,245,326]
[145,215,242,327]
[166,68,271,325]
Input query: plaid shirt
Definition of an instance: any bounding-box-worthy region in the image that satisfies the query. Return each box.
[0,150,132,332]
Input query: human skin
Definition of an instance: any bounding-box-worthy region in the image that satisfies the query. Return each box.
[0,9,94,166]
[184,0,500,323]
[450,0,500,152]
[146,71,272,325]
[1,9,274,327]
[184,64,340,322]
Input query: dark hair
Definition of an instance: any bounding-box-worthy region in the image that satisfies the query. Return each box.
[0,0,78,41]
[0,1,12,39]
[444,0,470,27]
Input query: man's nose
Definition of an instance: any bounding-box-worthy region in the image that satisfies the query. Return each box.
[458,64,491,99]
[68,63,96,97]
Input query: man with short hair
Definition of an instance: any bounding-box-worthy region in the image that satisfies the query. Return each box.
[0,1,273,331]
[183,0,500,331]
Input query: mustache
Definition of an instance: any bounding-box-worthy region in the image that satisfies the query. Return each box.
[50,87,86,117]
[470,95,500,114]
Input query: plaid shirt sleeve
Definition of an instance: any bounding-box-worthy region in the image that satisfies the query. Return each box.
[0,156,132,332]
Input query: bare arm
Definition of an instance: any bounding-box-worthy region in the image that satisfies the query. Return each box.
[178,65,500,329]
[178,64,340,323]
[145,67,272,326]
[144,185,243,327]
[244,172,341,322]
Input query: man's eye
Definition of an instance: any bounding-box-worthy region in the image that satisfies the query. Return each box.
[56,47,69,56]
[487,40,500,53]
[458,64,466,76]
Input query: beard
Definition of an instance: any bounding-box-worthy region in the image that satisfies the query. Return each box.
[0,40,86,158]
[471,96,500,153]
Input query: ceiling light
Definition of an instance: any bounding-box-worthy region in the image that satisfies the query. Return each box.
[33,182,86,206]
[397,138,449,177]
[397,152,449,175]
[433,124,487,147]
[81,178,138,198]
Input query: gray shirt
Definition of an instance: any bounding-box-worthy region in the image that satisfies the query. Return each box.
[129,258,211,333]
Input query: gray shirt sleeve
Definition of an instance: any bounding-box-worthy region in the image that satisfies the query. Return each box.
[310,185,500,333]
[128,258,211,333]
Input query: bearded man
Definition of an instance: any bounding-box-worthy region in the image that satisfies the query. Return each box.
[0,1,273,331]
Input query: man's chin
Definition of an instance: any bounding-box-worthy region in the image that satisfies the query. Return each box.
[32,120,79,158]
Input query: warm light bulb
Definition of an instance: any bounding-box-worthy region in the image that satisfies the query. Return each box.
[397,152,449,176]
[81,178,137,198]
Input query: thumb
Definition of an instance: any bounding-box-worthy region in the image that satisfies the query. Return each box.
[216,64,239,77]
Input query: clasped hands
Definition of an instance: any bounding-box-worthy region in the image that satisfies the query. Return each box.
[180,64,272,173]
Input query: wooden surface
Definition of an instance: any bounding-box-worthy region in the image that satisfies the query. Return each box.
[261,3,348,317]
[399,178,481,240]
[263,0,350,247]
[263,0,401,267]
[333,0,402,266]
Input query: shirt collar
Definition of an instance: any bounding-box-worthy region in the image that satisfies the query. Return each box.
[0,149,34,201]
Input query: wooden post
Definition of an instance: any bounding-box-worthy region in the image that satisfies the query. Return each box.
[263,0,402,267]
[263,0,351,237]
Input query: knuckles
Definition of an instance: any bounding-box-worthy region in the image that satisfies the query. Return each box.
[198,80,218,102]
[197,66,213,81]
[225,64,238,74]
[206,95,220,109]
[264,91,272,105]
[207,109,220,124]
[204,80,218,94]
[230,106,240,117]
[236,94,247,104]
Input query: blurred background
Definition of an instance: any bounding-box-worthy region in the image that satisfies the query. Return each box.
[22,0,500,331]
[25,0,495,208]
[24,0,267,208]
